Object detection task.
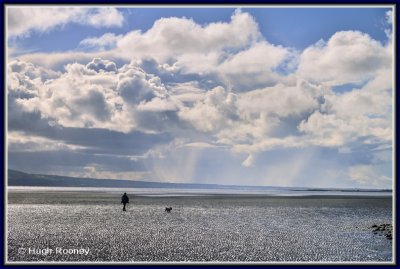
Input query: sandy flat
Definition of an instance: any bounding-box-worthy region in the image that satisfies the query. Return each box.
[7,190,393,263]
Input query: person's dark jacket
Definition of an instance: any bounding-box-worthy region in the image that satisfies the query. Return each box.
[121,194,129,204]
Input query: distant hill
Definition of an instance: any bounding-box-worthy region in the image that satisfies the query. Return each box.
[7,169,251,190]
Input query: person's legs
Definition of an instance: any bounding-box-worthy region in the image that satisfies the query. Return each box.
[123,203,126,211]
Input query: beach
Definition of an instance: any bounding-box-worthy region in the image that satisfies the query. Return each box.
[7,189,393,263]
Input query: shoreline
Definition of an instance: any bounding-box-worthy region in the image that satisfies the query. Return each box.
[7,191,393,203]
[7,187,393,200]
[7,189,393,206]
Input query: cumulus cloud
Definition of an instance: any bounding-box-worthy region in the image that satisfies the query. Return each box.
[14,9,292,93]
[85,8,124,28]
[86,58,117,72]
[298,75,392,148]
[237,80,323,119]
[298,111,357,146]
[8,59,60,82]
[297,31,392,86]
[13,51,118,71]
[217,42,291,90]
[7,58,186,134]
[7,7,124,37]
[116,9,260,62]
[178,86,237,132]
[13,61,125,130]
[9,39,392,172]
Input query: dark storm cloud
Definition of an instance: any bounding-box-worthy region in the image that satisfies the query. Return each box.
[73,90,112,122]
[9,106,172,156]
[8,150,146,174]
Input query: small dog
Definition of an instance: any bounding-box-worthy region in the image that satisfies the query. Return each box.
[165,207,172,213]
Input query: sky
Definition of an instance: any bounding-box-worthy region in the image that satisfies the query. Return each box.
[6,6,394,189]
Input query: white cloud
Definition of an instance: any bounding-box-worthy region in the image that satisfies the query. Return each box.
[15,10,262,75]
[178,86,237,133]
[9,59,129,132]
[9,46,393,168]
[79,33,123,51]
[7,7,124,38]
[232,136,304,155]
[8,58,185,134]
[297,31,391,86]
[298,111,358,147]
[330,88,390,119]
[13,9,292,95]
[242,154,254,167]
[14,51,117,70]
[85,8,124,28]
[237,80,322,119]
[70,164,150,180]
[184,142,220,149]
[116,9,260,62]
[386,10,393,25]
[8,59,60,82]
[348,164,392,187]
[217,42,290,89]
[168,81,206,103]
[86,58,117,72]
[137,97,179,112]
[298,73,392,148]
[8,131,86,152]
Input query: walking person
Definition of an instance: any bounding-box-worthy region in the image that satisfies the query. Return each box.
[121,192,129,211]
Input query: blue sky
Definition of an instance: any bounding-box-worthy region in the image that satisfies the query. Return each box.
[10,8,391,55]
[7,6,394,188]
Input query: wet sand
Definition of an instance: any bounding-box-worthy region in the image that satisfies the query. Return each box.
[7,190,393,263]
